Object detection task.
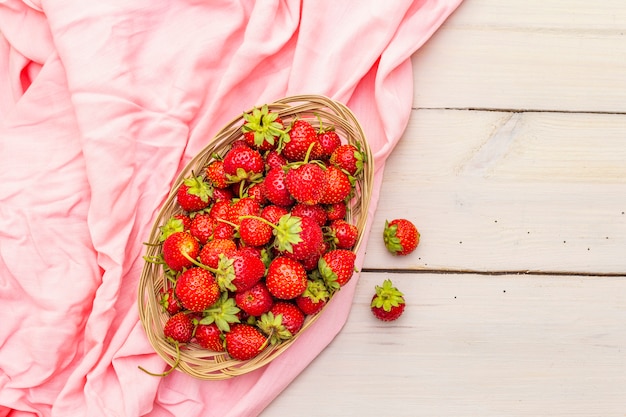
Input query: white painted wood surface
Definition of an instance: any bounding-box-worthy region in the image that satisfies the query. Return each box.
[263,1,626,415]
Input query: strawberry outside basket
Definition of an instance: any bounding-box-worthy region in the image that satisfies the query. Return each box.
[137,94,374,380]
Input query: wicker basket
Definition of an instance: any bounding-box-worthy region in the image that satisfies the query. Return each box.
[138,94,374,379]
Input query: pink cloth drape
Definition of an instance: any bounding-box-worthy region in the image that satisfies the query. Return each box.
[0,0,463,415]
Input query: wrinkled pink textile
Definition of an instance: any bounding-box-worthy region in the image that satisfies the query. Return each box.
[0,0,462,416]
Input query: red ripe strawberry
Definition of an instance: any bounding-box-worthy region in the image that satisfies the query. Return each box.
[160,287,182,315]
[325,201,347,221]
[318,249,356,290]
[194,322,225,352]
[283,119,322,162]
[329,143,365,176]
[164,312,193,344]
[263,166,294,207]
[225,323,267,361]
[261,204,289,224]
[383,219,420,256]
[291,203,327,227]
[162,231,200,272]
[271,214,323,261]
[206,160,229,189]
[285,163,327,205]
[239,216,273,247]
[266,256,308,299]
[295,279,330,315]
[264,150,287,170]
[230,251,266,292]
[317,128,342,159]
[319,165,352,205]
[329,219,358,249]
[228,197,261,226]
[175,267,220,312]
[212,187,234,202]
[189,213,216,245]
[222,144,264,183]
[214,221,235,240]
[288,216,324,260]
[209,200,231,221]
[370,279,406,322]
[269,302,305,336]
[246,182,267,205]
[177,175,212,212]
[235,281,274,317]
[199,238,237,269]
[242,105,287,151]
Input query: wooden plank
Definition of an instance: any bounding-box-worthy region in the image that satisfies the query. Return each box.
[262,271,626,416]
[363,109,626,274]
[412,0,626,112]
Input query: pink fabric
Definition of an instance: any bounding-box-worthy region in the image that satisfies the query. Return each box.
[0,0,462,416]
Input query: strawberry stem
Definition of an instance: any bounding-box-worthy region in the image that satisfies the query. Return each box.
[138,342,182,377]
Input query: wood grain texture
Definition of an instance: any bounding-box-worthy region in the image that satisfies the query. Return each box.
[263,272,626,416]
[363,109,626,274]
[412,0,626,112]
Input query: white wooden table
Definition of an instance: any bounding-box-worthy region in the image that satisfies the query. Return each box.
[263,1,626,415]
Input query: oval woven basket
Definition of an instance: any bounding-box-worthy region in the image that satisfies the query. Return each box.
[138,94,374,379]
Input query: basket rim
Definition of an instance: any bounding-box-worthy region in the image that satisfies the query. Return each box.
[138,94,374,380]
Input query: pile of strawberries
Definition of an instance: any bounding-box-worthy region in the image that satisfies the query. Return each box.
[146,105,366,369]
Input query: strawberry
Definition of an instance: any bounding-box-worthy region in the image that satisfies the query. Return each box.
[268,214,324,261]
[329,219,358,250]
[177,175,212,212]
[205,160,229,189]
[317,127,342,160]
[198,238,237,269]
[370,279,405,322]
[228,197,261,226]
[264,149,287,171]
[235,281,274,317]
[242,105,288,151]
[265,256,308,299]
[329,143,365,176]
[295,279,330,315]
[290,203,327,227]
[318,249,356,291]
[263,166,294,207]
[175,267,220,312]
[319,165,352,205]
[246,182,267,205]
[269,301,305,336]
[285,162,327,205]
[162,231,200,272]
[164,312,193,344]
[229,251,266,292]
[222,144,265,183]
[383,219,420,256]
[324,201,347,221]
[159,287,182,315]
[212,221,235,240]
[282,216,324,261]
[193,322,225,352]
[239,216,273,247]
[209,199,231,221]
[282,119,322,162]
[224,323,267,360]
[189,213,216,245]
[212,187,234,202]
[261,204,289,224]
